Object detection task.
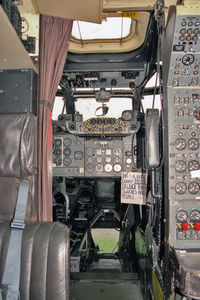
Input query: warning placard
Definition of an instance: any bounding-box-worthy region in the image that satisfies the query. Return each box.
[120,12,138,18]
[121,172,147,205]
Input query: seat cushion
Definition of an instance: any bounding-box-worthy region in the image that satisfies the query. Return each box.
[0,222,70,300]
[0,114,36,177]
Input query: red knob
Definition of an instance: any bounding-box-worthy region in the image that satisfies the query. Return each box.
[194,222,200,231]
[182,222,189,231]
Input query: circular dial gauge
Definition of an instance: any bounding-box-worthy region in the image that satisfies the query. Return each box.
[188,182,200,194]
[63,148,71,156]
[189,210,200,221]
[87,157,94,164]
[176,210,188,222]
[54,139,62,147]
[64,138,71,147]
[113,147,122,156]
[87,148,95,156]
[97,156,103,163]
[54,148,62,156]
[114,164,122,172]
[122,111,132,121]
[175,138,186,150]
[74,151,83,160]
[86,164,95,173]
[53,157,62,166]
[104,163,113,172]
[175,182,187,194]
[175,160,187,172]
[63,157,72,166]
[96,164,103,172]
[74,114,82,122]
[182,54,195,66]
[188,160,200,171]
[105,157,112,163]
[126,158,132,164]
[188,138,199,150]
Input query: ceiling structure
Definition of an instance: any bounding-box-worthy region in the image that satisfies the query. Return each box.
[0,0,180,70]
[24,0,179,23]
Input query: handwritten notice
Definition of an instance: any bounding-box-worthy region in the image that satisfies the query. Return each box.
[121,172,147,205]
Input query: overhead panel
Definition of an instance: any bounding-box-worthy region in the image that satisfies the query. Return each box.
[32,0,103,23]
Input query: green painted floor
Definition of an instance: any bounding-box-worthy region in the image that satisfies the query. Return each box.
[70,272,144,300]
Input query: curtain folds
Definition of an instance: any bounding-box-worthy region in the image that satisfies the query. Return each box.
[39,15,73,221]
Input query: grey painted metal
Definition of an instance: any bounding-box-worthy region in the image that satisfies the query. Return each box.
[70,272,143,300]
[52,133,136,178]
[163,9,200,249]
[1,180,29,300]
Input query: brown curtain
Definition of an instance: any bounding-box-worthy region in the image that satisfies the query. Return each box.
[38,15,73,221]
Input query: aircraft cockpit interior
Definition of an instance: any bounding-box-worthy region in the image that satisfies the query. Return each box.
[0,0,200,299]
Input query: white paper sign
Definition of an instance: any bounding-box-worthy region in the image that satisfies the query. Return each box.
[121,172,147,205]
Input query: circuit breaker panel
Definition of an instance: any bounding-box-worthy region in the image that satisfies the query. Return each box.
[163,7,200,249]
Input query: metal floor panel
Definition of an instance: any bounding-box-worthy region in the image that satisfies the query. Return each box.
[88,258,122,272]
[70,273,143,300]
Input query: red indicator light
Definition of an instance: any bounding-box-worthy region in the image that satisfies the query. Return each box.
[182,222,189,231]
[194,222,200,231]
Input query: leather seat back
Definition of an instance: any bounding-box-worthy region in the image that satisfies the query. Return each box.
[0,113,70,299]
[0,114,37,221]
[0,222,70,300]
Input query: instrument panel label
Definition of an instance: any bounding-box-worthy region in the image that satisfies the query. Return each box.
[121,172,147,205]
[173,44,185,52]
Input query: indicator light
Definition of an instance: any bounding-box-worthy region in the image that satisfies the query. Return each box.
[194,222,200,231]
[182,222,189,231]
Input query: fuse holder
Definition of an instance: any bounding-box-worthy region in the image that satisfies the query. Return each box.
[194,222,200,231]
[182,222,189,231]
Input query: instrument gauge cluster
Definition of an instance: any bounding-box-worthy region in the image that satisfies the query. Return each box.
[176,209,200,223]
[53,133,135,177]
[85,137,124,177]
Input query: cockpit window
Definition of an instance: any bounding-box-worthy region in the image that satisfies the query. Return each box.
[52,97,65,120]
[142,72,161,112]
[72,18,132,40]
[75,97,132,121]
[69,12,150,53]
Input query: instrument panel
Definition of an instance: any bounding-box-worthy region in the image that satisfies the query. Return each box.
[52,134,136,177]
[53,134,85,176]
[168,90,200,200]
[164,13,200,249]
[168,16,200,87]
